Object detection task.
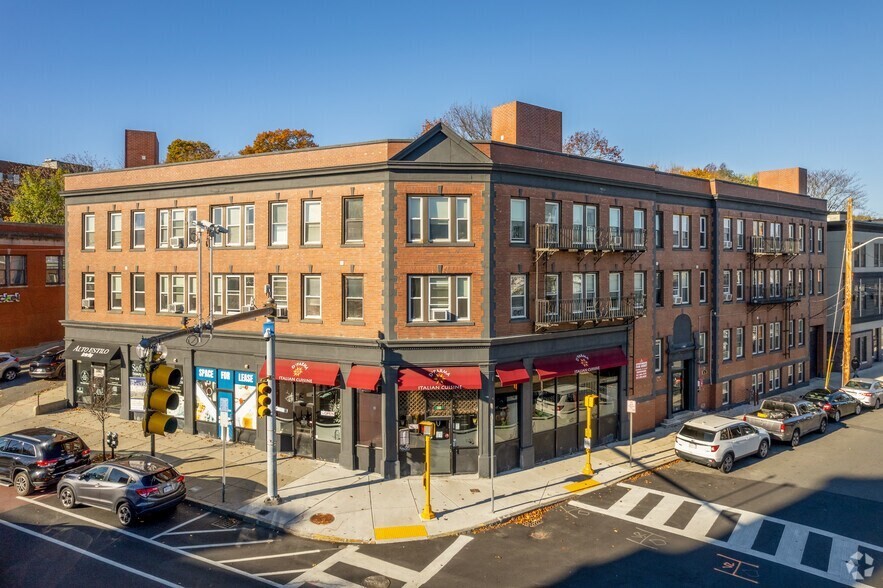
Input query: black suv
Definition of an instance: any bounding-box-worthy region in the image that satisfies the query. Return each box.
[0,428,91,495]
[29,346,66,380]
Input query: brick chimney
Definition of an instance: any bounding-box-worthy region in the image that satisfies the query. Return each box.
[757,167,807,195]
[491,101,562,152]
[125,130,159,168]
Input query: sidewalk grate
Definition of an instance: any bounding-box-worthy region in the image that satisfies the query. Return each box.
[212,516,240,529]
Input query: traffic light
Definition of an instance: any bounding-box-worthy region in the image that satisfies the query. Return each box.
[143,358,181,437]
[256,377,272,418]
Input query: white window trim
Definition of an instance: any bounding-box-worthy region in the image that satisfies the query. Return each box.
[302,200,322,245]
[302,274,322,319]
[270,202,288,246]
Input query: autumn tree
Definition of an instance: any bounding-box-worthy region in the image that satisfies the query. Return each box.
[165,139,219,163]
[563,129,624,162]
[807,169,871,213]
[8,167,65,224]
[239,129,317,155]
[436,103,492,141]
[667,163,757,186]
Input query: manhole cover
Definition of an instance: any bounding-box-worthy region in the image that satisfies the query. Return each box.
[212,517,239,529]
[310,513,335,525]
[363,575,391,588]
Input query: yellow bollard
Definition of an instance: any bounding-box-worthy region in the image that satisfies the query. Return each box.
[582,394,598,477]
[419,421,436,520]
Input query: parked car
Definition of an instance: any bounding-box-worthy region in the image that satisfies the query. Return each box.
[0,428,91,495]
[28,345,66,380]
[801,388,862,421]
[57,454,186,526]
[0,352,21,382]
[840,378,883,410]
[675,415,770,473]
[742,394,828,447]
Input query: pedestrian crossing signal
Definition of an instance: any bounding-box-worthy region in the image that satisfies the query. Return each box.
[256,377,272,418]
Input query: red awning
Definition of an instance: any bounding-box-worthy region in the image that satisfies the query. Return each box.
[496,362,530,386]
[346,365,383,390]
[533,347,627,379]
[259,359,340,386]
[397,366,482,391]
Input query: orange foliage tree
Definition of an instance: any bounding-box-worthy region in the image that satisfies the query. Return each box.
[239,129,317,155]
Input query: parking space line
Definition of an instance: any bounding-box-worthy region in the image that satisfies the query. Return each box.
[0,519,180,588]
[218,549,324,564]
[164,528,245,536]
[17,497,282,587]
[152,512,209,539]
[179,539,275,550]
[404,534,474,588]
[255,569,312,577]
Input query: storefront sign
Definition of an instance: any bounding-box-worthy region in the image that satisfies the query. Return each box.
[197,366,256,430]
[574,354,600,373]
[635,359,648,380]
[234,371,257,430]
[0,292,20,303]
[196,366,219,423]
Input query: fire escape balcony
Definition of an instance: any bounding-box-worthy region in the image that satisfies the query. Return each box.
[535,225,647,259]
[748,284,801,307]
[749,236,799,257]
[535,295,646,331]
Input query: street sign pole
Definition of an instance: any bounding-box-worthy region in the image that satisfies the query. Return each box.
[265,318,280,504]
[220,413,228,502]
[627,399,636,467]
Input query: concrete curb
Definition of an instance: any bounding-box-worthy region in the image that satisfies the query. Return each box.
[34,399,69,415]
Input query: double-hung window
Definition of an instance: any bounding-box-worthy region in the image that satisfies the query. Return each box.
[722,329,731,361]
[159,207,198,248]
[510,199,527,243]
[544,202,560,247]
[653,339,663,372]
[788,319,795,348]
[723,270,732,301]
[634,209,646,248]
[0,255,26,286]
[407,275,471,322]
[798,224,805,252]
[132,274,145,311]
[46,255,64,285]
[609,207,623,244]
[736,270,745,301]
[302,201,321,245]
[798,318,805,345]
[699,216,708,249]
[343,198,363,243]
[132,211,145,248]
[302,275,322,318]
[344,275,364,321]
[654,212,663,248]
[655,271,664,307]
[672,270,690,304]
[408,196,470,243]
[609,272,622,311]
[752,269,765,300]
[816,269,824,295]
[270,275,288,319]
[699,270,707,303]
[769,269,782,298]
[817,228,824,253]
[82,273,95,308]
[634,272,645,310]
[211,274,255,315]
[573,203,597,247]
[722,381,731,405]
[723,218,732,249]
[510,274,527,319]
[752,324,765,354]
[109,212,122,250]
[270,202,288,246]
[672,214,690,248]
[698,332,707,364]
[736,219,745,250]
[769,322,781,351]
[736,327,745,358]
[158,274,195,313]
[83,213,95,250]
[108,273,122,310]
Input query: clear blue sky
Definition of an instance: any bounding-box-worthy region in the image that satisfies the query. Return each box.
[2,1,881,211]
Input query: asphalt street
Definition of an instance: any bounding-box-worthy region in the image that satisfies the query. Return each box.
[0,402,880,587]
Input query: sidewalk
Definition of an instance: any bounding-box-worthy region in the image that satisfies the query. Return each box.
[2,361,881,544]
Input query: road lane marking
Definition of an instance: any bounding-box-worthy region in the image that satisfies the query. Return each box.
[256,569,312,577]
[775,525,809,567]
[0,518,180,587]
[404,534,474,588]
[218,549,324,564]
[603,485,653,517]
[179,539,276,550]
[152,511,209,539]
[726,512,765,551]
[288,545,359,587]
[343,551,419,582]
[164,527,247,536]
[16,496,282,587]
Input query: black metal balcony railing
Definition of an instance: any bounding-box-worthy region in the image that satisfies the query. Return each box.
[535,225,647,252]
[750,236,799,256]
[536,295,646,327]
[749,284,800,305]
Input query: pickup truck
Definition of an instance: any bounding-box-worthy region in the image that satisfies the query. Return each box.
[742,394,828,447]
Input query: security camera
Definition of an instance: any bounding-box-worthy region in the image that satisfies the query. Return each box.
[191,219,213,230]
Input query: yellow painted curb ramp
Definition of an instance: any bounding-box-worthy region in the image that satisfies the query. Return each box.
[374,524,429,541]
[564,478,601,493]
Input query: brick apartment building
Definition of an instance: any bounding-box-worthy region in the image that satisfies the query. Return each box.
[0,222,65,350]
[61,103,827,479]
[1,159,91,219]
[826,214,883,371]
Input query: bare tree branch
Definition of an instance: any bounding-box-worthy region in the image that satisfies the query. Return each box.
[563,129,624,162]
[439,102,492,141]
[807,169,869,213]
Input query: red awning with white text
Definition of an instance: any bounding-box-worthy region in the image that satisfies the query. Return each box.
[495,362,530,386]
[346,365,383,390]
[533,347,627,379]
[259,359,340,386]
[397,366,482,391]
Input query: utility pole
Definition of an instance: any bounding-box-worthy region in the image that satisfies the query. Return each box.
[842,199,854,383]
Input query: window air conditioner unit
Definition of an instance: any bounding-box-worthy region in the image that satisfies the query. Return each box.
[610,234,623,247]
[81,298,94,310]
[169,237,185,249]
[724,240,733,249]
[431,308,452,322]
[672,295,682,305]
[724,293,732,302]
[277,307,289,320]
[172,304,185,314]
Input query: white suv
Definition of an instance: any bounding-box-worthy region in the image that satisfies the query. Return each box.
[0,353,21,382]
[675,415,770,474]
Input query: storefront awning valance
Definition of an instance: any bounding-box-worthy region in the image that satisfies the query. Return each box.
[62,341,121,363]
[346,365,383,390]
[495,362,530,386]
[259,359,340,386]
[398,366,482,391]
[533,347,627,379]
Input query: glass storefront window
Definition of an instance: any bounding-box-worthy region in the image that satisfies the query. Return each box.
[494,387,519,443]
[532,377,555,433]
[315,387,341,443]
[453,391,478,449]
[555,375,578,428]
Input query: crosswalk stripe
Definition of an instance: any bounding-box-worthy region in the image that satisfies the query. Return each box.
[682,502,724,538]
[828,536,861,584]
[641,494,686,527]
[726,511,765,551]
[605,486,653,517]
[775,525,810,567]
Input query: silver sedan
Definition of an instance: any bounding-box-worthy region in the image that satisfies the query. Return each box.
[840,378,883,409]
